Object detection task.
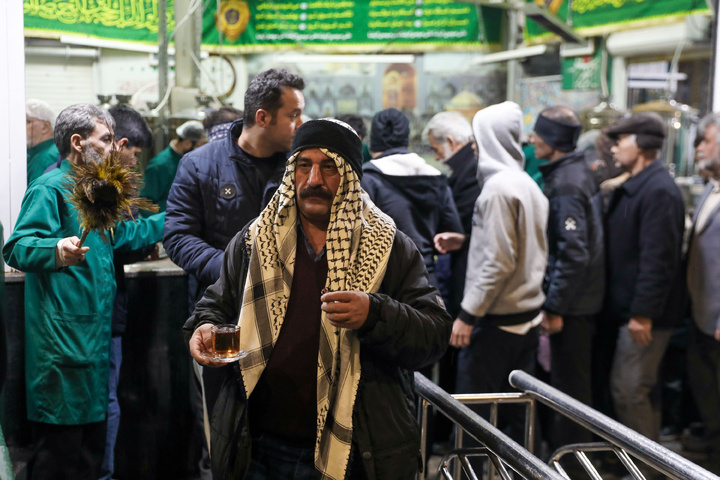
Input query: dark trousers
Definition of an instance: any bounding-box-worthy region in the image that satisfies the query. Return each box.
[456,325,540,448]
[549,314,595,449]
[28,420,107,480]
[687,325,720,465]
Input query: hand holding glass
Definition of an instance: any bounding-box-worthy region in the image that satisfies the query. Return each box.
[200,324,246,363]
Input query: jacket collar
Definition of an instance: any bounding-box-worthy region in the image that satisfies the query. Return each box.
[374,146,410,159]
[226,119,245,161]
[619,160,665,197]
[445,142,475,174]
[538,150,583,176]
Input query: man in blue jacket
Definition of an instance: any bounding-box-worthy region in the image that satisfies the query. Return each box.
[163,68,305,478]
[531,106,605,456]
[604,113,685,460]
[164,68,305,312]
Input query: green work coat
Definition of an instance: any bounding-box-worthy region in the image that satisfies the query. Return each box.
[2,160,165,425]
[140,145,183,213]
[26,138,59,185]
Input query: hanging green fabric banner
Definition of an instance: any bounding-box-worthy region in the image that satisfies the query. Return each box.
[573,0,710,35]
[24,0,500,52]
[203,0,501,52]
[24,0,175,45]
[526,0,709,42]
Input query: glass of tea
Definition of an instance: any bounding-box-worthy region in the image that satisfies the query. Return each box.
[211,324,241,358]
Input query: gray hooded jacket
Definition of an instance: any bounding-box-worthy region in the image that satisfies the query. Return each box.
[459,101,549,325]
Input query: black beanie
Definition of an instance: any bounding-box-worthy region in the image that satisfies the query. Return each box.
[533,115,583,152]
[370,108,410,153]
[606,112,666,150]
[291,119,364,179]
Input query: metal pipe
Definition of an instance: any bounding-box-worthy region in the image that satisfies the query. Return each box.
[711,0,720,112]
[414,373,565,480]
[509,370,716,480]
[24,46,99,58]
[157,0,169,149]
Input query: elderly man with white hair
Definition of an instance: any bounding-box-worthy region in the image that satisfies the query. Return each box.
[687,112,720,474]
[26,99,59,184]
[424,111,479,317]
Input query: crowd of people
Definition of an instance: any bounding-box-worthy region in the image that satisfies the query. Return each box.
[4,67,720,480]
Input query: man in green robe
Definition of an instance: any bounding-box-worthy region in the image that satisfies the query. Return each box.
[140,120,205,213]
[25,99,59,185]
[3,103,165,480]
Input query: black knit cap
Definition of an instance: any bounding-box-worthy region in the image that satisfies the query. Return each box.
[291,118,364,180]
[370,108,410,153]
[606,112,667,150]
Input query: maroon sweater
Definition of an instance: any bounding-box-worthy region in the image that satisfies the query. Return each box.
[248,230,327,445]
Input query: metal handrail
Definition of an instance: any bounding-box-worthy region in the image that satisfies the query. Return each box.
[509,369,718,480]
[414,372,566,480]
[451,392,536,455]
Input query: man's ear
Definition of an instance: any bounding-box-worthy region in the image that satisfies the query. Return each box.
[40,120,53,135]
[255,108,271,128]
[69,133,85,154]
[116,138,129,149]
[446,135,460,151]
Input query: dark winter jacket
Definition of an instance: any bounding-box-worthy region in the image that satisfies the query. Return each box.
[605,160,685,329]
[539,151,605,316]
[361,150,463,276]
[445,142,481,317]
[163,120,287,309]
[183,222,452,480]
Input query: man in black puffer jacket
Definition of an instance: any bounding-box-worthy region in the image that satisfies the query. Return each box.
[184,119,452,480]
[531,106,605,455]
[362,108,463,288]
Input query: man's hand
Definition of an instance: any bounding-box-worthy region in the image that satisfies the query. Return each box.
[628,316,653,347]
[59,236,89,266]
[449,319,473,348]
[321,291,369,330]
[715,328,720,342]
[434,232,465,254]
[540,312,563,335]
[189,323,226,367]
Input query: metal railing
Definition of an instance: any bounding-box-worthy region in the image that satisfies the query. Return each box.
[414,372,565,480]
[509,370,718,480]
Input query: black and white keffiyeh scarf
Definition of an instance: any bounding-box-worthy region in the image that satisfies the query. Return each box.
[237,147,396,479]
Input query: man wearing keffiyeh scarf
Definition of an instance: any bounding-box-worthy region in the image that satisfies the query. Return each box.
[184,118,452,480]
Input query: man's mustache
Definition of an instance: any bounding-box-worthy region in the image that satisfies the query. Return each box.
[299,185,333,200]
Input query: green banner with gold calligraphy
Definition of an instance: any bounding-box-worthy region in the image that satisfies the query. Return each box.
[526,0,709,42]
[24,0,174,45]
[203,0,501,52]
[24,0,500,52]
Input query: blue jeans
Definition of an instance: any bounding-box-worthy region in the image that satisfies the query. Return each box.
[99,336,122,480]
[245,435,319,480]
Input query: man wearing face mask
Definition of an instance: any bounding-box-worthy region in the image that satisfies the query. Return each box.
[3,104,165,480]
[25,99,59,185]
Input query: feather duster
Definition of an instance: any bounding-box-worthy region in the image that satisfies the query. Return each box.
[65,147,158,246]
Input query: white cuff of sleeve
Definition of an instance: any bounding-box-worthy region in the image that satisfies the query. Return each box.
[55,238,68,268]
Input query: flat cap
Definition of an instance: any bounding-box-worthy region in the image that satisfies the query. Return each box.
[606,112,666,150]
[176,120,206,142]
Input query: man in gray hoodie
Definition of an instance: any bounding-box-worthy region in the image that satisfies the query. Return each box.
[436,101,549,442]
